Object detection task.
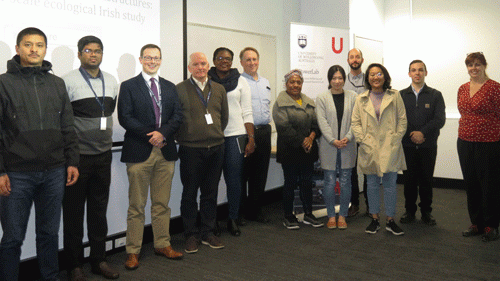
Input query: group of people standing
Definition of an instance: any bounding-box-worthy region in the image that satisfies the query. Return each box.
[0,27,273,281]
[273,48,439,236]
[0,26,498,281]
[274,48,500,245]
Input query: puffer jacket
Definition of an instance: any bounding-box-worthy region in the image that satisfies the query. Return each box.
[0,55,79,173]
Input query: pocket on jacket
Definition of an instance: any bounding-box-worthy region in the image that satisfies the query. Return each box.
[11,106,29,132]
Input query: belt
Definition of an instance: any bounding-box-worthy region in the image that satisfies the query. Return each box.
[255,124,270,130]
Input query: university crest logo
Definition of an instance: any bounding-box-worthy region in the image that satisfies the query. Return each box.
[298,34,307,48]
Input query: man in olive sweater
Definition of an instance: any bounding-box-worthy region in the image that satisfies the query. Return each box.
[176,52,228,254]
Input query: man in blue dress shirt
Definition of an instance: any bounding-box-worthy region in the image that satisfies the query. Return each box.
[239,47,272,223]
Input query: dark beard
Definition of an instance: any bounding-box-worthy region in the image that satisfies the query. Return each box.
[350,63,361,70]
[83,63,100,69]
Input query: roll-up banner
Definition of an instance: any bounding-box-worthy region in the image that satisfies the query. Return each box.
[290,23,350,100]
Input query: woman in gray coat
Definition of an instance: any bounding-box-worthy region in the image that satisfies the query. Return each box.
[273,69,323,230]
[316,65,357,229]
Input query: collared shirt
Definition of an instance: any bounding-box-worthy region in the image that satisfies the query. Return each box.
[411,83,424,102]
[141,71,162,127]
[242,72,271,126]
[80,67,103,80]
[344,72,366,94]
[192,76,208,91]
[141,71,161,95]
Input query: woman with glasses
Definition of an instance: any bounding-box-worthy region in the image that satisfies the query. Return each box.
[351,63,407,235]
[458,52,500,242]
[207,47,255,236]
[316,65,357,229]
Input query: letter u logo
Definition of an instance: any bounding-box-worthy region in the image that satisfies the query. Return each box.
[332,37,343,54]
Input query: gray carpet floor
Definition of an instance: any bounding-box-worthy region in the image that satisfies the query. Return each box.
[59,185,500,281]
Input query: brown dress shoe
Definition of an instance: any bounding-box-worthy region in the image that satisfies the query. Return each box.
[92,261,120,279]
[154,245,184,260]
[69,267,87,281]
[124,254,139,270]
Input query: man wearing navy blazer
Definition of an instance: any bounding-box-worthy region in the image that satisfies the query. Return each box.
[118,44,184,270]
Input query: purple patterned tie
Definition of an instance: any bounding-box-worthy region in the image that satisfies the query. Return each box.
[150,78,160,128]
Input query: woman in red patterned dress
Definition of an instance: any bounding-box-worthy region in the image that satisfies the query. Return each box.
[458,52,500,242]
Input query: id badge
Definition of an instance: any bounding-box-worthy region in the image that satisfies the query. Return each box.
[205,113,213,124]
[100,117,107,130]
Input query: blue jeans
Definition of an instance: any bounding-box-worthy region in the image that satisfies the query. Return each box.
[223,135,245,220]
[0,166,65,281]
[323,151,352,217]
[366,172,397,217]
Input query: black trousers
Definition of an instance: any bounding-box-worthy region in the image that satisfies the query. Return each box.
[402,146,437,214]
[241,124,271,219]
[281,162,313,216]
[179,144,224,239]
[63,150,112,269]
[457,139,500,229]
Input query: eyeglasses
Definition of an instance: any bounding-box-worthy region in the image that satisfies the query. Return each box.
[369,72,383,78]
[142,56,161,62]
[216,56,232,62]
[82,49,103,55]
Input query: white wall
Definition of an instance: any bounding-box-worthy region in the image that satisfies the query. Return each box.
[187,0,300,94]
[349,0,385,46]
[385,0,500,113]
[346,0,487,180]
[383,0,500,180]
[300,0,349,29]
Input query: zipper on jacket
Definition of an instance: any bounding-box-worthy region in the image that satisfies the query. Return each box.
[33,76,43,130]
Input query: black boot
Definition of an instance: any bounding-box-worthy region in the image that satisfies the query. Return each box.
[227,219,241,236]
[213,221,222,237]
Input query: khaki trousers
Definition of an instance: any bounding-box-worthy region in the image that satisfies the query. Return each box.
[125,147,175,254]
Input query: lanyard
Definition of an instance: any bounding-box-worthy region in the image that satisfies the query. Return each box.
[144,78,162,110]
[144,77,162,125]
[348,74,365,89]
[190,77,211,108]
[79,67,105,116]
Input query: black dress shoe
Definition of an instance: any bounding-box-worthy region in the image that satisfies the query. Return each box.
[69,267,87,281]
[92,261,119,279]
[246,214,270,223]
[256,216,270,223]
[227,219,241,236]
[236,217,247,226]
[213,221,222,237]
[421,212,437,226]
[400,212,416,224]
